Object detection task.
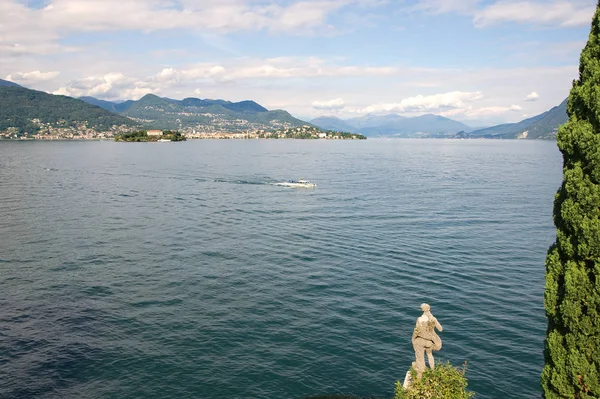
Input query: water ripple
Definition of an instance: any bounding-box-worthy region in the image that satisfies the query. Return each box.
[0,139,561,399]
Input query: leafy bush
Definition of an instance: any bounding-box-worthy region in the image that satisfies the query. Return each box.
[542,3,600,398]
[394,363,474,399]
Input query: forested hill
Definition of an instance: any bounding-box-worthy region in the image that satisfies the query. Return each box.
[81,94,307,132]
[468,99,568,139]
[0,79,22,88]
[0,86,138,134]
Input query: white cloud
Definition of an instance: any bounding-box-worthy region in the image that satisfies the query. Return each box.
[409,0,594,28]
[441,103,522,119]
[355,91,484,114]
[149,58,399,84]
[474,1,595,28]
[525,91,539,101]
[35,60,576,125]
[0,0,383,60]
[53,87,70,96]
[0,0,413,66]
[42,0,339,34]
[347,90,528,121]
[51,58,403,100]
[0,1,63,57]
[54,72,159,100]
[6,70,60,83]
[312,98,345,110]
[410,0,481,15]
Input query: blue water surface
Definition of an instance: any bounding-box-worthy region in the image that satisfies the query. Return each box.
[0,139,562,399]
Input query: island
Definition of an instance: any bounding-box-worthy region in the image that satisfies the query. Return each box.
[259,126,366,140]
[114,130,186,142]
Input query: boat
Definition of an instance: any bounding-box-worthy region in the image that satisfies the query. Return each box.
[275,179,316,188]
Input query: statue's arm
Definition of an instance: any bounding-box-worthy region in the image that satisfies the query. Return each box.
[435,318,443,332]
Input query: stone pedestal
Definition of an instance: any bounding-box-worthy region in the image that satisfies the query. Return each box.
[402,366,414,389]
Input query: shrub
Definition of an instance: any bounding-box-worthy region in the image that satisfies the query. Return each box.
[394,363,475,399]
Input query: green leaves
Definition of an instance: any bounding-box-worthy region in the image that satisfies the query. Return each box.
[543,2,600,397]
[395,363,474,399]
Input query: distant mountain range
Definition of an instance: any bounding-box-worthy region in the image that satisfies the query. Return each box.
[310,113,472,137]
[80,94,307,132]
[0,84,137,134]
[0,76,569,139]
[468,99,568,139]
[0,79,310,136]
[311,99,569,140]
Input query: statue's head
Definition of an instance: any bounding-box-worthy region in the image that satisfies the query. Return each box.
[420,303,430,312]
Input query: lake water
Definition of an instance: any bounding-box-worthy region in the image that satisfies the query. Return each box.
[0,139,562,399]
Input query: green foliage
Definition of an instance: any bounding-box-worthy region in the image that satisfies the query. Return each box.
[395,363,474,399]
[162,130,187,141]
[542,3,600,398]
[266,126,366,140]
[0,86,136,134]
[114,130,186,142]
[115,130,151,142]
[325,130,367,140]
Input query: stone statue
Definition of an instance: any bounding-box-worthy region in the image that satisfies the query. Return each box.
[404,303,443,387]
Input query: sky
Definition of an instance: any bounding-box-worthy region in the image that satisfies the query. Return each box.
[0,0,596,126]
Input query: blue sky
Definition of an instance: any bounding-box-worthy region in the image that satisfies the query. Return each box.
[0,0,596,125]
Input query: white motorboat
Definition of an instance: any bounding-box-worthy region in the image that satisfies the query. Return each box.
[275,179,316,188]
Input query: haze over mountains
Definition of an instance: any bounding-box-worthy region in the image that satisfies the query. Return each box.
[311,114,473,137]
[310,99,568,140]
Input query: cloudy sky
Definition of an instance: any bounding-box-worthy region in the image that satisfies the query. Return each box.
[1,0,595,125]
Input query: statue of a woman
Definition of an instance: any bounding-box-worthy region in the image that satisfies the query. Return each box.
[411,303,443,376]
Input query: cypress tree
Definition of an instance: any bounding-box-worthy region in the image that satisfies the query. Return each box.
[542,2,600,398]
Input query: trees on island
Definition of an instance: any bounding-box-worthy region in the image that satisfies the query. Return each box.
[114,130,186,142]
[542,2,600,398]
[257,127,366,139]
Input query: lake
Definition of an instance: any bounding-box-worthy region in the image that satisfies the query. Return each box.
[0,139,562,398]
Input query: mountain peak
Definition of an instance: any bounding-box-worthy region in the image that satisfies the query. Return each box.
[139,93,162,101]
[135,93,174,107]
[223,100,268,113]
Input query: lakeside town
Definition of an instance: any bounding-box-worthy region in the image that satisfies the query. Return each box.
[1,124,366,141]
